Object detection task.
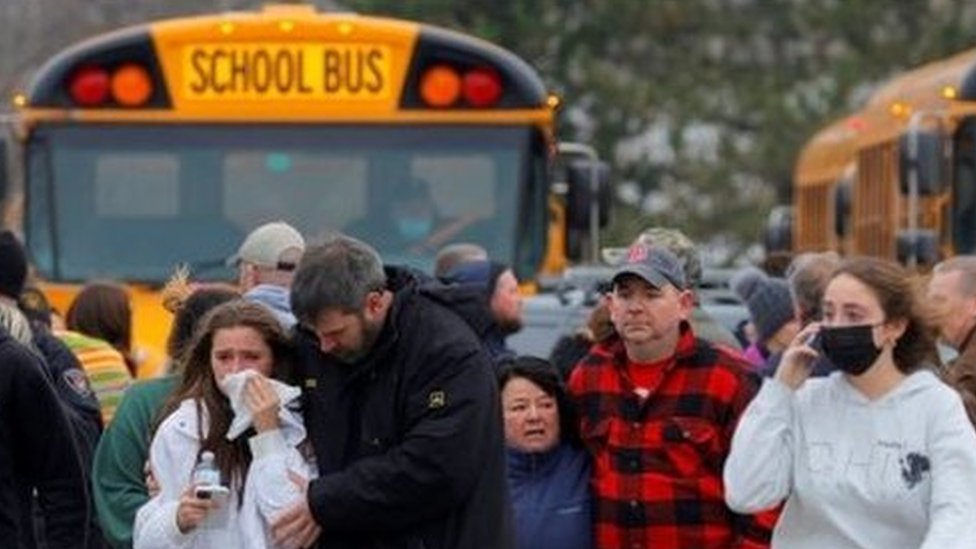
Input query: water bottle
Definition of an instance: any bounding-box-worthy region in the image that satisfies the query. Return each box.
[191,451,229,529]
[192,451,220,488]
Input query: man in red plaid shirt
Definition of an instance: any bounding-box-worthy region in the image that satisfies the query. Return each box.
[569,243,774,549]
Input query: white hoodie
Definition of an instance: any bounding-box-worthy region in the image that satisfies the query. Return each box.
[134,398,311,549]
[724,370,976,549]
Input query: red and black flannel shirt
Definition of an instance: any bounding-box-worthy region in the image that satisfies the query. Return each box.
[568,323,775,549]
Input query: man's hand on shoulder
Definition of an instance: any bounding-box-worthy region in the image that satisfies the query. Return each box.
[272,471,322,549]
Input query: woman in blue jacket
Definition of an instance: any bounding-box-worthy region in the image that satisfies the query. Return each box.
[500,356,593,549]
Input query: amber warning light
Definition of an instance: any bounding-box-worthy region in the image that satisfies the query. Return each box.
[68,64,154,107]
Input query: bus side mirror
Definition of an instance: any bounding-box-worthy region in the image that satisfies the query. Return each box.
[565,159,611,231]
[763,205,792,252]
[0,139,7,205]
[896,229,939,265]
[899,130,946,195]
[833,178,852,238]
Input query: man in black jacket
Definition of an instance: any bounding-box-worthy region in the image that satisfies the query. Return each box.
[0,327,89,548]
[274,234,514,549]
[0,231,104,548]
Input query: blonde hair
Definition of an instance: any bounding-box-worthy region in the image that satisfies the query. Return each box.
[161,265,194,314]
[0,301,37,351]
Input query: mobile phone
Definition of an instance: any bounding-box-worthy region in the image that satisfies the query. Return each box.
[194,485,230,500]
[804,331,822,352]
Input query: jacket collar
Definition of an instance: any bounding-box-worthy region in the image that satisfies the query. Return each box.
[335,266,419,383]
[606,320,697,367]
[506,442,571,480]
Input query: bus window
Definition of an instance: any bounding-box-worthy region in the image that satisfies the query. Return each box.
[224,153,368,237]
[95,155,180,218]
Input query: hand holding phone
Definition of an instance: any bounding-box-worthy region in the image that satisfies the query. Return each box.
[776,324,822,391]
[194,484,230,501]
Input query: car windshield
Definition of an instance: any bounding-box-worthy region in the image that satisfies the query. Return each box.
[26,124,538,282]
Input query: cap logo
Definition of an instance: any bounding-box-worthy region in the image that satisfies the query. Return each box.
[627,244,649,263]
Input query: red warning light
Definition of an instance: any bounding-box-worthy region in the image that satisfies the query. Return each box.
[463,67,502,107]
[69,66,110,107]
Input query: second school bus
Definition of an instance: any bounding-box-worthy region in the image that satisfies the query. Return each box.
[772,45,976,265]
[1,4,607,377]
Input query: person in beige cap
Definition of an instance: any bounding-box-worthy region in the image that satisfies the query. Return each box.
[230,221,305,329]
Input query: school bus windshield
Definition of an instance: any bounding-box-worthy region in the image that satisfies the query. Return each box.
[25,124,543,283]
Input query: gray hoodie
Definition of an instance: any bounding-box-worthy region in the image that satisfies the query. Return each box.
[244,284,296,329]
[725,369,976,549]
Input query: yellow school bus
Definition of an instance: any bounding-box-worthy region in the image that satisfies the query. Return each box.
[785,45,976,264]
[2,4,595,377]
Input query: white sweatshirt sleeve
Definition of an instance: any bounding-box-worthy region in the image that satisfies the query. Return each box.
[723,377,796,513]
[246,427,313,521]
[133,417,199,549]
[920,391,976,549]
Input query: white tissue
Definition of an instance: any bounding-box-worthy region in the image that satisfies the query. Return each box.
[220,370,301,440]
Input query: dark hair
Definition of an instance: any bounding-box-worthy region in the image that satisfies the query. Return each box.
[290,234,387,322]
[66,281,135,375]
[165,286,240,364]
[155,300,293,504]
[497,356,582,448]
[831,257,940,374]
[0,230,28,299]
[787,252,840,325]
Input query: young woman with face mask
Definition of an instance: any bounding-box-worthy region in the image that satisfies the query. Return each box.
[723,256,976,549]
[134,301,313,548]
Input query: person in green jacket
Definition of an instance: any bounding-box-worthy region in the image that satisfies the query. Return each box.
[92,278,238,548]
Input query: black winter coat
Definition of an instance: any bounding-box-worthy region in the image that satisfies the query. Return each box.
[31,328,107,549]
[295,267,515,549]
[423,282,516,369]
[0,330,88,548]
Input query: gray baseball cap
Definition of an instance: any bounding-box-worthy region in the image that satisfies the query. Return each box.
[612,243,687,290]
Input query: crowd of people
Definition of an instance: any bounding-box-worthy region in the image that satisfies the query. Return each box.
[2,221,976,549]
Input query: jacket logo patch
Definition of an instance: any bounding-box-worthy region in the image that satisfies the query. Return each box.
[304,378,317,389]
[62,369,93,397]
[428,390,446,410]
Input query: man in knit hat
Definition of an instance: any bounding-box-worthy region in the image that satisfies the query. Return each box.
[731,266,801,373]
[229,221,305,328]
[437,259,523,364]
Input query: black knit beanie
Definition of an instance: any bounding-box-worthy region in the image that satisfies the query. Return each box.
[0,231,27,299]
[444,260,509,297]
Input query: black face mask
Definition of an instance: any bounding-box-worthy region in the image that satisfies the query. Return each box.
[819,324,882,376]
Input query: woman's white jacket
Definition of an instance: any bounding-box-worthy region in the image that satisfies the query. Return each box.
[134,398,311,549]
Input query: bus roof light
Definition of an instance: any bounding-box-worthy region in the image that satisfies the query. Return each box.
[889,100,909,118]
[111,64,153,107]
[546,93,562,110]
[420,65,461,107]
[68,66,110,106]
[462,67,502,107]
